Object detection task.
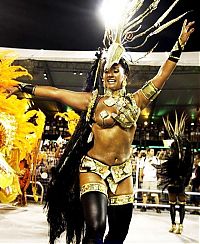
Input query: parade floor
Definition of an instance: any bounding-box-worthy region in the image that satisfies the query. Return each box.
[0,203,199,244]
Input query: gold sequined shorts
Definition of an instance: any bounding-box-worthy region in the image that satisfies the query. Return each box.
[80,156,134,205]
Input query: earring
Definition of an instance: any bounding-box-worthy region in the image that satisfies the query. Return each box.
[122,79,127,88]
[102,79,106,94]
[122,79,127,95]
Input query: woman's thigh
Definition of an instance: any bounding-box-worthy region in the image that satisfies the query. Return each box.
[80,173,134,197]
[80,172,106,186]
[110,176,134,196]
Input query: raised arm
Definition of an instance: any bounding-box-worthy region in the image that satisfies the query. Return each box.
[135,19,195,109]
[151,19,195,89]
[6,84,92,111]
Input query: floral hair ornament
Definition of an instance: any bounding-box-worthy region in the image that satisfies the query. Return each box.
[100,0,190,70]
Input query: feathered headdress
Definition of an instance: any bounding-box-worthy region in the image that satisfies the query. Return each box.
[102,0,189,69]
[163,111,186,140]
[157,112,193,190]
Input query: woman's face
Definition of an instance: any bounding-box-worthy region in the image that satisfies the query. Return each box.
[102,63,127,91]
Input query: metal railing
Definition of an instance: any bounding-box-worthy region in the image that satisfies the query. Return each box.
[26,181,44,204]
[133,188,200,210]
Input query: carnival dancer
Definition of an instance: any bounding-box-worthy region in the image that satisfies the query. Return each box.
[157,113,193,234]
[5,1,195,243]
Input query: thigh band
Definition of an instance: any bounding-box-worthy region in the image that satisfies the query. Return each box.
[80,184,134,206]
[80,182,108,197]
[169,200,186,204]
[177,200,186,205]
[169,201,177,204]
[109,194,134,206]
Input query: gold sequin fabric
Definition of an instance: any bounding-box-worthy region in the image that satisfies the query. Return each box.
[80,155,133,194]
[109,194,134,205]
[80,182,107,197]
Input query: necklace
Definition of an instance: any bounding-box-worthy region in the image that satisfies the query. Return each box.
[104,88,126,107]
[104,88,126,98]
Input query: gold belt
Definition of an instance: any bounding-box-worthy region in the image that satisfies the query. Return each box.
[80,155,132,194]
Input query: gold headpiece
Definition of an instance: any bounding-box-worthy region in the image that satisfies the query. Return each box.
[102,0,189,69]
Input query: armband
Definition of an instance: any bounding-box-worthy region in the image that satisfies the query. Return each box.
[18,83,36,95]
[140,81,161,102]
[168,38,185,63]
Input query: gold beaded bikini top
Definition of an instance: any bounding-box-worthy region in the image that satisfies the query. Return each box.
[93,92,140,129]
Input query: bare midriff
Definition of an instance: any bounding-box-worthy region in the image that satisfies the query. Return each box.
[87,123,136,166]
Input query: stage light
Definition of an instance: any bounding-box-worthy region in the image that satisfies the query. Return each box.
[99,0,130,29]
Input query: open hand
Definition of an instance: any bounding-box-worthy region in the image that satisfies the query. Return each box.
[5,86,20,99]
[179,19,195,46]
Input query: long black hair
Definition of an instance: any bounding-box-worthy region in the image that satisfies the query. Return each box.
[45,50,102,244]
[157,136,193,191]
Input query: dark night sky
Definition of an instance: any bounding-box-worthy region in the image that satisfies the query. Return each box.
[0,0,199,52]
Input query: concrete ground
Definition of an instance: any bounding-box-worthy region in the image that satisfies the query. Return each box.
[0,203,199,244]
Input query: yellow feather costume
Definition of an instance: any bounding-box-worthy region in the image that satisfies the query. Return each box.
[54,110,80,136]
[0,50,45,203]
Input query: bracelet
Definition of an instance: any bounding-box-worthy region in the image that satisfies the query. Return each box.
[168,38,185,63]
[18,83,36,95]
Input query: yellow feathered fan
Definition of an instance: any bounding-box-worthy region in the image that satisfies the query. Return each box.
[0,50,32,90]
[0,50,45,203]
[54,109,80,136]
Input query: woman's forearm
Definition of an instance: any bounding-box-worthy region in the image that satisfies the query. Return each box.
[151,19,195,90]
[19,84,92,111]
